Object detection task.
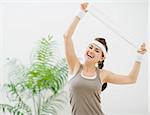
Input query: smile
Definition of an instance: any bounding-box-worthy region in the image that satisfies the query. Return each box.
[87,53,94,58]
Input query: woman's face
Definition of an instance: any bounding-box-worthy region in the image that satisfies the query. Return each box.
[84,43,105,64]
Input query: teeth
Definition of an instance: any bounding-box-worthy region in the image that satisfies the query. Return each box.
[87,54,93,58]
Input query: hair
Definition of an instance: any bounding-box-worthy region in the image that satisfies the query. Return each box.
[94,38,108,92]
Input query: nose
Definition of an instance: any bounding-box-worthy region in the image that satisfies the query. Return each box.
[88,48,94,54]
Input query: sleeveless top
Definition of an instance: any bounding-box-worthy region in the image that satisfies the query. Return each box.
[68,64,105,115]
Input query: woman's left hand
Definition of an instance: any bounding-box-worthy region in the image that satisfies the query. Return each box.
[80,2,89,12]
[137,43,147,55]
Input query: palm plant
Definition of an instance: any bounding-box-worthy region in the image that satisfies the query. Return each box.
[0,35,68,115]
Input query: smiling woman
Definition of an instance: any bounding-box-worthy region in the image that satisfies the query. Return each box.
[0,1,148,115]
[63,2,147,115]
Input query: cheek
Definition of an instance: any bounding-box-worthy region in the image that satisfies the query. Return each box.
[84,48,89,54]
[95,53,103,60]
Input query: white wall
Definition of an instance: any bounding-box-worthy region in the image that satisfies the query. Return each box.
[0,0,148,114]
[148,0,150,114]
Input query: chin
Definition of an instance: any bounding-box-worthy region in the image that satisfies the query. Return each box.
[84,55,93,62]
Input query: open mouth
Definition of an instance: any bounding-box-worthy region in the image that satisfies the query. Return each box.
[87,53,94,58]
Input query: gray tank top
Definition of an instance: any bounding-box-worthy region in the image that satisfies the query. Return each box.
[69,64,105,115]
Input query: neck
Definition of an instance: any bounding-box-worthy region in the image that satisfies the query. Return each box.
[82,61,96,73]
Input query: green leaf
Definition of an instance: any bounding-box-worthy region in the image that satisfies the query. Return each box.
[1,35,68,115]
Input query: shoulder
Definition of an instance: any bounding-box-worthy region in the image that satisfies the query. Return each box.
[98,69,110,83]
[67,62,81,81]
[68,62,81,76]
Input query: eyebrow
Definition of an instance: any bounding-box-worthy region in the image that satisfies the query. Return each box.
[89,44,101,51]
[95,47,100,51]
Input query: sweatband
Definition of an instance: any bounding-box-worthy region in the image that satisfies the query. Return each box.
[75,9,86,19]
[135,52,143,63]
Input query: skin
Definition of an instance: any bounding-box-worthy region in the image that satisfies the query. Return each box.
[64,2,147,85]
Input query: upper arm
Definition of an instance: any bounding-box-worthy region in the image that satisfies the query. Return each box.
[64,36,80,74]
[104,70,135,84]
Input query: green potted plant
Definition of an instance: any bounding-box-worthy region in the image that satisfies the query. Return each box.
[0,35,68,115]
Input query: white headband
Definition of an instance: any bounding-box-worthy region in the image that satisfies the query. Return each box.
[91,40,107,57]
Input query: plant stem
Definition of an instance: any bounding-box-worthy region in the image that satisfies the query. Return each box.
[32,95,37,115]
[37,92,41,115]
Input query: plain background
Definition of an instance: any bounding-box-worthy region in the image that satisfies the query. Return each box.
[0,0,149,115]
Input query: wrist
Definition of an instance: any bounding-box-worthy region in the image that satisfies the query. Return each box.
[135,52,143,63]
[75,9,86,19]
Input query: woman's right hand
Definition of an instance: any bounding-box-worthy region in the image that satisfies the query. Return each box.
[137,43,147,55]
[80,2,89,12]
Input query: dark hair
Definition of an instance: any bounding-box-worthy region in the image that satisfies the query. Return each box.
[95,38,108,92]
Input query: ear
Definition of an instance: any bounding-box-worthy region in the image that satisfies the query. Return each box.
[100,56,105,62]
[102,56,106,60]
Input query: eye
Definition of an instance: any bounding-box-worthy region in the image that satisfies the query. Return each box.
[95,48,100,53]
[95,50,99,53]
[88,45,93,49]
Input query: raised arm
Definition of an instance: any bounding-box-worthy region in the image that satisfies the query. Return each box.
[104,43,147,84]
[63,3,88,75]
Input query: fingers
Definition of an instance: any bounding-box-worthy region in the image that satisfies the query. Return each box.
[137,42,147,54]
[137,49,147,54]
[80,2,89,12]
[81,2,88,7]
[141,43,145,49]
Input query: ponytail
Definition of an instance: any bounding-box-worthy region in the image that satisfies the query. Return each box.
[98,60,107,92]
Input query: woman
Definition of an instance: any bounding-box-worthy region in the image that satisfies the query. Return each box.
[63,2,147,115]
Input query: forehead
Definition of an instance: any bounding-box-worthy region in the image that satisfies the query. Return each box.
[89,43,102,50]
